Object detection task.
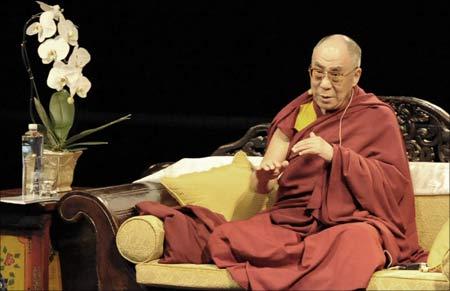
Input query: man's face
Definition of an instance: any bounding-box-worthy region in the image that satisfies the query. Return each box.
[309,41,361,113]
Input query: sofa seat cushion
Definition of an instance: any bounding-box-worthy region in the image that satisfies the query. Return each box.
[367,269,449,290]
[135,261,450,290]
[135,260,241,289]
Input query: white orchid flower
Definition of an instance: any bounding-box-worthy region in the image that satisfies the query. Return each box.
[25,11,57,42]
[68,46,91,68]
[37,36,70,64]
[58,19,78,46]
[47,66,69,91]
[36,1,64,21]
[47,61,81,91]
[68,75,92,100]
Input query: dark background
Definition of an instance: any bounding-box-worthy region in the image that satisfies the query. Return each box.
[1,1,449,189]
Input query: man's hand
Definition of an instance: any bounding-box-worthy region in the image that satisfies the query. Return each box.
[252,160,289,194]
[291,132,334,162]
[255,160,290,181]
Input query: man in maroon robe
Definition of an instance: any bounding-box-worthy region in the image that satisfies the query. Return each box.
[137,34,427,290]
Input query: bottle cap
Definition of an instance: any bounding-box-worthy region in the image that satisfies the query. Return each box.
[28,123,38,130]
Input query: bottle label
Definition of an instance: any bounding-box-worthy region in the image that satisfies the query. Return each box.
[22,144,32,156]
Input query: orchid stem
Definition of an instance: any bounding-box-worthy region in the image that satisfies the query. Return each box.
[21,13,42,124]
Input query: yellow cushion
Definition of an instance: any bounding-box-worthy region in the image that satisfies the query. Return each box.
[428,219,450,269]
[442,250,449,281]
[161,151,268,221]
[367,269,449,290]
[136,260,241,289]
[116,215,165,263]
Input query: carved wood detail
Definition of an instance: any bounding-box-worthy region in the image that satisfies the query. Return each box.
[380,96,449,162]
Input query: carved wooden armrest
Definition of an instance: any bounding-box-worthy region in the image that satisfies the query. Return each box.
[55,182,165,291]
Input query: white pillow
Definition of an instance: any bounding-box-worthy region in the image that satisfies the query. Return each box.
[133,156,264,184]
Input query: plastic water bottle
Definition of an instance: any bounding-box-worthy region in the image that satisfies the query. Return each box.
[22,123,44,198]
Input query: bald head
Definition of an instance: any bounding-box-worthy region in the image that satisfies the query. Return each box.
[313,34,361,68]
[309,34,363,113]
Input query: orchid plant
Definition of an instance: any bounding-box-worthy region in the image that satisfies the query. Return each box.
[22,1,131,152]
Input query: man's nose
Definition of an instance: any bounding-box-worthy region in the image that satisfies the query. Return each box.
[319,74,333,89]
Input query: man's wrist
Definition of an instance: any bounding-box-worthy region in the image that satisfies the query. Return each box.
[256,179,275,194]
[325,143,334,162]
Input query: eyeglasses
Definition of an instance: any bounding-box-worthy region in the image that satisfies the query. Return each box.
[308,66,358,84]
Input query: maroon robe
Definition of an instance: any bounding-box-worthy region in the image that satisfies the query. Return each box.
[137,86,427,290]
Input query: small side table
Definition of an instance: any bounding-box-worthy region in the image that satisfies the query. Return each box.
[0,189,62,291]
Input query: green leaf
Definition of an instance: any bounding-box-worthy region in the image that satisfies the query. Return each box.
[64,114,131,147]
[14,264,19,268]
[65,147,88,152]
[13,254,20,258]
[64,141,110,152]
[66,141,108,148]
[2,247,6,254]
[33,97,59,148]
[49,89,74,143]
[64,141,109,152]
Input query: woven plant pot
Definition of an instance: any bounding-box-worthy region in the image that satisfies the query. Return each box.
[25,150,82,193]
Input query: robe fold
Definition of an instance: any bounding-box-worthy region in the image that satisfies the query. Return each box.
[136,86,427,290]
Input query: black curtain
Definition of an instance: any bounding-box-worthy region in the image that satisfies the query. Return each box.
[1,1,448,188]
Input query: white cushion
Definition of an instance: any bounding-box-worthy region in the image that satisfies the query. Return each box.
[134,156,263,184]
[409,162,449,195]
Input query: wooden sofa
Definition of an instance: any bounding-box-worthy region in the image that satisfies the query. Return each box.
[51,96,450,290]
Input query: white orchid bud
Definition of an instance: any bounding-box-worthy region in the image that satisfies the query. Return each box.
[37,37,70,64]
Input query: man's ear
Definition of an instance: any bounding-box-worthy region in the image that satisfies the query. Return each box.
[352,68,362,87]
